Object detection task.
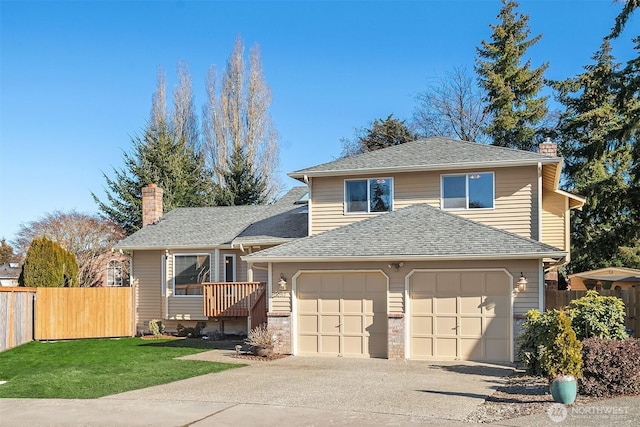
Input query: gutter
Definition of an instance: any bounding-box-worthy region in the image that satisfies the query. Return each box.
[240,251,568,263]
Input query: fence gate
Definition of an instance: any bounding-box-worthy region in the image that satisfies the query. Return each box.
[35,287,135,340]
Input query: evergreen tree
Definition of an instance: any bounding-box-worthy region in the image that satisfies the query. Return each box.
[475,0,549,151]
[214,146,266,206]
[0,238,16,264]
[553,40,635,271]
[93,122,215,235]
[341,114,416,157]
[19,236,78,287]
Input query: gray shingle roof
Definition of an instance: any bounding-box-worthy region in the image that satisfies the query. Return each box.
[290,137,560,178]
[114,187,308,250]
[244,204,566,262]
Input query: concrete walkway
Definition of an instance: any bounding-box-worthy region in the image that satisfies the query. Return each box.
[1,350,638,426]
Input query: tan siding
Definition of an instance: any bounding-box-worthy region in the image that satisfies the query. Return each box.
[132,250,164,332]
[542,190,567,250]
[310,166,538,239]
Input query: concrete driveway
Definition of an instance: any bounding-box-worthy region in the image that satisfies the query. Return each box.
[0,350,514,426]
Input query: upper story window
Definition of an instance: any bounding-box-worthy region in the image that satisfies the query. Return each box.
[173,254,210,296]
[345,178,393,214]
[107,259,124,287]
[441,172,494,210]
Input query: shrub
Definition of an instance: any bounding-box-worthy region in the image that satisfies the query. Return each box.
[580,337,640,397]
[176,322,205,338]
[18,236,79,287]
[567,290,627,340]
[245,324,278,348]
[148,319,165,337]
[516,309,560,376]
[541,309,582,380]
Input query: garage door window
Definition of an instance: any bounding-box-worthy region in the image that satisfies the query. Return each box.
[345,178,393,213]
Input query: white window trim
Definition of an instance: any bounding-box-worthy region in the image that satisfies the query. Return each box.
[343,177,394,215]
[172,253,211,298]
[440,172,495,210]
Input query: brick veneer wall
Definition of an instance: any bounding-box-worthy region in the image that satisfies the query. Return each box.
[388,313,405,359]
[267,312,292,354]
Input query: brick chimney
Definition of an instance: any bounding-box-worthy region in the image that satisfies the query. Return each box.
[142,184,164,227]
[538,137,558,157]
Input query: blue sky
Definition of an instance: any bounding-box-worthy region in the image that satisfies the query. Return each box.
[0,0,637,245]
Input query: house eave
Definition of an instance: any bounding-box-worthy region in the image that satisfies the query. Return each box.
[289,158,561,180]
[242,252,567,264]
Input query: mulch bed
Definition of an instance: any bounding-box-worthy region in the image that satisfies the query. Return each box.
[232,353,289,362]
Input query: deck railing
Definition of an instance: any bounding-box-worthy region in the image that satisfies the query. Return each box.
[203,282,266,318]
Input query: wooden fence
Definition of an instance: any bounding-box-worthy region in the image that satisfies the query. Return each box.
[0,287,36,352]
[35,287,135,340]
[0,286,135,351]
[546,288,640,338]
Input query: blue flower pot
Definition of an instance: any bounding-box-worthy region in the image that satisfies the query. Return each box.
[550,376,577,404]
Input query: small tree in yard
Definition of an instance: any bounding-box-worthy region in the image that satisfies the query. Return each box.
[567,290,628,340]
[541,309,583,381]
[19,236,78,287]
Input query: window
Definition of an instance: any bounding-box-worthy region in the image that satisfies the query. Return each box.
[173,254,210,296]
[345,178,393,213]
[107,259,124,287]
[442,173,494,209]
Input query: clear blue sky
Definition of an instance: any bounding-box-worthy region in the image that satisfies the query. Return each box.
[1,0,637,245]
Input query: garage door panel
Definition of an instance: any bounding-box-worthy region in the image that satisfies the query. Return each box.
[436,317,458,335]
[411,295,433,313]
[485,317,509,339]
[485,339,509,360]
[436,273,459,293]
[299,335,319,353]
[320,315,341,333]
[460,296,483,314]
[321,335,340,354]
[486,272,510,293]
[299,315,319,333]
[412,316,433,335]
[460,317,483,336]
[343,298,363,313]
[410,270,511,362]
[436,338,457,358]
[297,272,387,358]
[436,297,457,314]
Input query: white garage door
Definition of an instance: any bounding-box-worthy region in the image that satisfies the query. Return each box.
[409,270,511,362]
[296,272,387,358]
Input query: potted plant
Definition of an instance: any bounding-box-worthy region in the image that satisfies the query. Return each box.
[542,309,583,404]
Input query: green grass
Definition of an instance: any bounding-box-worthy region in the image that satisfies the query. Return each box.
[0,337,244,398]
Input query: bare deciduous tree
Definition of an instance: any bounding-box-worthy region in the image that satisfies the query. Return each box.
[412,66,490,143]
[172,60,199,148]
[13,211,127,287]
[203,35,281,201]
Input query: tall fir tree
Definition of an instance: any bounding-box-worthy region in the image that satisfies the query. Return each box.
[214,145,266,206]
[341,114,416,157]
[475,0,549,151]
[93,122,214,235]
[553,40,636,271]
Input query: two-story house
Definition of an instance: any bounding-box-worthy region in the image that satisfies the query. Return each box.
[115,137,584,362]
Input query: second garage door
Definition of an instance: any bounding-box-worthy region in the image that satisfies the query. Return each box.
[409,270,511,362]
[296,272,387,358]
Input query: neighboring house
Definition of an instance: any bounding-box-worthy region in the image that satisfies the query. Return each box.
[0,262,21,287]
[569,267,640,291]
[116,137,584,362]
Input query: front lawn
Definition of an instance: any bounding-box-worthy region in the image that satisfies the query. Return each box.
[0,337,243,398]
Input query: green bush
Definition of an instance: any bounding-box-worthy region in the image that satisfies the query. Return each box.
[580,337,640,397]
[541,309,582,380]
[148,319,165,337]
[176,322,206,338]
[567,290,627,340]
[516,309,559,376]
[18,236,78,287]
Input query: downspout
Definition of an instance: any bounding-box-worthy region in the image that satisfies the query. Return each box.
[537,162,543,242]
[305,175,312,236]
[214,248,220,282]
[164,249,169,320]
[267,262,273,313]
